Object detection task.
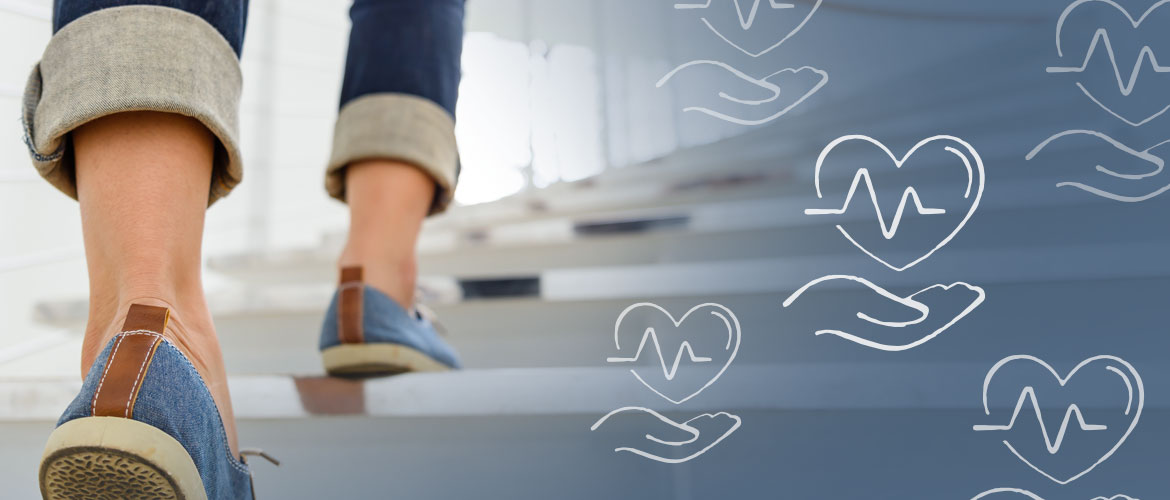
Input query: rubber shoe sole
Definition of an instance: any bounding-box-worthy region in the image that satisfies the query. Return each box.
[40,417,206,500]
[322,343,452,378]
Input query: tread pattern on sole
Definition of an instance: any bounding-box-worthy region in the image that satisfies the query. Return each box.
[41,447,182,500]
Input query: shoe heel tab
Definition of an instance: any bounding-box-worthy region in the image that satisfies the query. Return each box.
[338,266,365,344]
[122,304,170,333]
[90,304,169,418]
[340,266,363,284]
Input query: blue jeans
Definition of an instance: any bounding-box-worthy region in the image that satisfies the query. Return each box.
[57,0,463,116]
[27,0,464,212]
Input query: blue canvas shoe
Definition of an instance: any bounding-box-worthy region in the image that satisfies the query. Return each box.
[320,266,461,376]
[39,304,257,499]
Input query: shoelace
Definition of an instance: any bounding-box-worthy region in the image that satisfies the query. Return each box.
[240,449,279,499]
[240,448,281,466]
[414,302,449,337]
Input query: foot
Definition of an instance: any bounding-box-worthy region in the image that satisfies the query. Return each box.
[319,266,461,376]
[81,295,238,457]
[43,304,254,499]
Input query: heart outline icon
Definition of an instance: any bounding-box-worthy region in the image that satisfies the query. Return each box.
[608,302,741,405]
[806,135,986,272]
[675,0,824,58]
[1049,0,1170,127]
[974,355,1144,485]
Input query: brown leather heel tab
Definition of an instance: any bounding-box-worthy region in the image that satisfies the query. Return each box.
[339,266,365,344]
[340,266,363,283]
[91,304,169,418]
[121,304,170,332]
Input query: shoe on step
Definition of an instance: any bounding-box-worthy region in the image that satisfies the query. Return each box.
[319,266,461,377]
[39,304,257,499]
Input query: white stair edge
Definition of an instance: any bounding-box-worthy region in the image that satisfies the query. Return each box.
[0,362,1159,422]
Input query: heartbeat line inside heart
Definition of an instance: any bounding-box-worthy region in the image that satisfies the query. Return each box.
[1048,28,1170,96]
[674,0,795,29]
[608,327,712,381]
[974,387,1108,454]
[805,168,947,239]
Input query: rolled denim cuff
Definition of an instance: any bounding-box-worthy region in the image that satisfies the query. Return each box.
[22,5,243,205]
[326,93,459,215]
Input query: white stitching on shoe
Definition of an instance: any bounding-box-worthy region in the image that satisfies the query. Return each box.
[90,331,163,416]
[123,332,162,418]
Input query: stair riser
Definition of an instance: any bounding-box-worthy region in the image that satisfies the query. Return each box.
[3,409,1168,499]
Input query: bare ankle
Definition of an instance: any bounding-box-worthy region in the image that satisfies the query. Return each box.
[337,253,418,309]
[340,159,433,309]
[81,287,215,378]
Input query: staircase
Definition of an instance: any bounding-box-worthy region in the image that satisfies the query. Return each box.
[4,33,1170,499]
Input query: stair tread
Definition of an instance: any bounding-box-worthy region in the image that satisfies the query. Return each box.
[3,362,1163,423]
[33,238,1170,330]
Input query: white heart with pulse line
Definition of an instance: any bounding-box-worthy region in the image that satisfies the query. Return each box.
[607,302,741,405]
[1048,0,1170,127]
[974,355,1144,485]
[805,135,985,272]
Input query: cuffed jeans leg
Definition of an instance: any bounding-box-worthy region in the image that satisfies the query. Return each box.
[325,0,466,215]
[24,2,247,205]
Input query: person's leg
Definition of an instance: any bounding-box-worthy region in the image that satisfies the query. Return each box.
[26,2,254,495]
[327,0,466,309]
[339,161,434,308]
[74,111,238,454]
[317,0,466,375]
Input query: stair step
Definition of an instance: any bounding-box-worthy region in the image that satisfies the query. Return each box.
[5,407,1165,500]
[207,172,1164,284]
[4,362,1165,423]
[19,269,1170,374]
[44,238,1170,322]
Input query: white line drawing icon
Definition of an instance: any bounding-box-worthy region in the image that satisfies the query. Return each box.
[973,386,1109,453]
[1048,0,1170,127]
[1049,28,1170,97]
[589,407,742,464]
[656,60,828,126]
[609,302,741,405]
[804,135,985,272]
[970,489,1137,500]
[781,275,985,351]
[607,327,713,380]
[971,489,1045,500]
[974,355,1144,485]
[673,0,823,58]
[804,168,948,239]
[1026,130,1170,202]
[674,0,795,26]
